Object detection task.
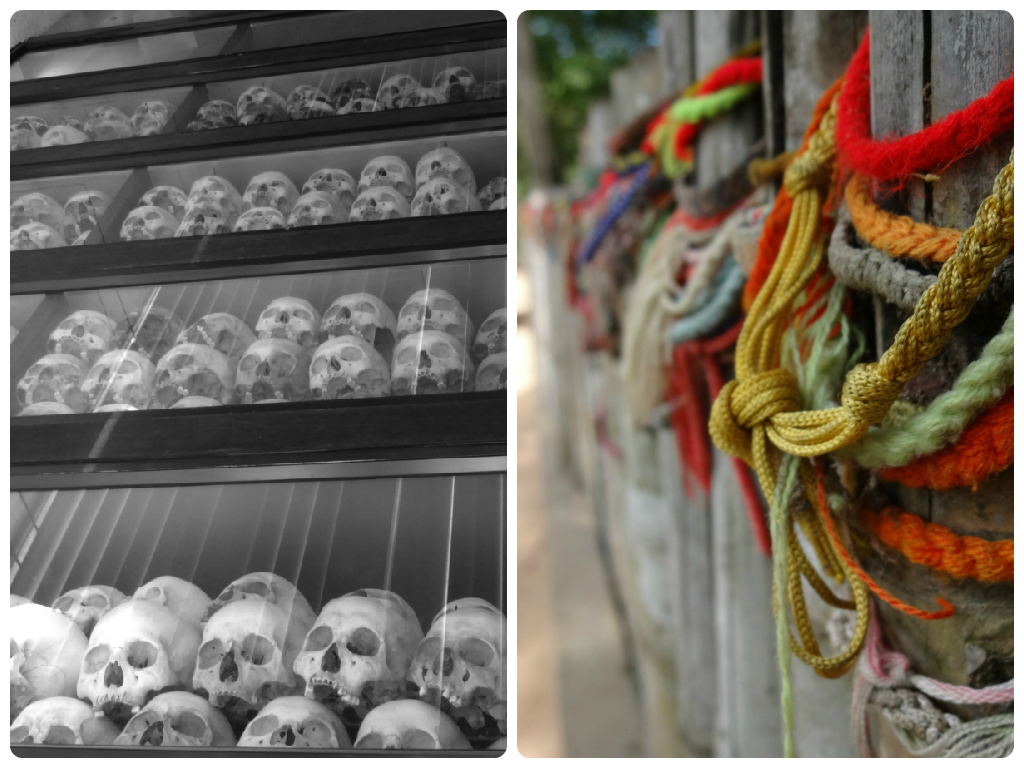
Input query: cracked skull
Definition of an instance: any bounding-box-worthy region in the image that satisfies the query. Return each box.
[63,190,111,243]
[12,192,65,232]
[10,697,102,745]
[287,191,347,228]
[293,590,423,715]
[301,168,356,209]
[236,86,289,126]
[185,175,244,220]
[201,573,316,641]
[472,308,507,361]
[40,125,89,147]
[391,330,475,396]
[399,87,446,109]
[82,349,156,410]
[396,288,475,346]
[433,66,477,102]
[286,85,335,119]
[336,97,378,115]
[242,171,299,217]
[84,106,133,141]
[113,305,185,363]
[138,185,188,221]
[11,115,49,150]
[349,185,410,222]
[151,342,237,408]
[178,312,257,370]
[11,604,88,719]
[310,336,391,400]
[130,100,175,136]
[120,205,180,241]
[376,74,420,110]
[409,598,506,733]
[330,79,373,110]
[16,354,89,412]
[411,178,480,217]
[415,147,477,195]
[475,352,507,392]
[52,586,127,638]
[239,696,350,748]
[196,100,237,124]
[477,177,507,208]
[319,292,397,358]
[133,576,212,630]
[11,222,67,250]
[47,310,117,367]
[357,156,415,201]
[176,200,234,237]
[234,206,288,232]
[255,297,321,351]
[113,691,235,747]
[354,700,470,750]
[77,599,202,724]
[235,338,311,404]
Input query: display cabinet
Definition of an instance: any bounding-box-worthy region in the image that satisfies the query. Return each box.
[10,11,507,757]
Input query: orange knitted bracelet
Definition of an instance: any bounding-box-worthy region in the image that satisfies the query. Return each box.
[861,506,1013,583]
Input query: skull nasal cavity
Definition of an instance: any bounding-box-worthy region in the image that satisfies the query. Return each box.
[279,313,289,323]
[104,661,124,687]
[220,650,239,682]
[442,648,455,676]
[419,350,432,368]
[322,643,342,673]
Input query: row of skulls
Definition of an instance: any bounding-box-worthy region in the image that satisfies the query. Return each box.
[11,102,176,151]
[11,574,505,750]
[16,290,507,414]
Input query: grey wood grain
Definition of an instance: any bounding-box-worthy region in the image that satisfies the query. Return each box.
[657,11,695,96]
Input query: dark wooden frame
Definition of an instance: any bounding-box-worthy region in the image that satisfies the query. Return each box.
[13,745,501,757]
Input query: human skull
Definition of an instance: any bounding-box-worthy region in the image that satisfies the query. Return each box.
[255,296,321,351]
[411,178,480,217]
[488,198,507,211]
[18,402,75,416]
[286,85,335,119]
[63,189,111,243]
[11,116,48,150]
[194,600,307,720]
[82,349,156,410]
[10,604,88,718]
[330,79,373,110]
[131,100,175,136]
[475,352,507,392]
[293,590,424,716]
[354,700,470,750]
[59,116,85,131]
[12,192,65,231]
[242,171,299,216]
[336,97,378,116]
[319,292,397,358]
[11,595,34,607]
[10,697,104,745]
[349,186,411,222]
[399,87,447,109]
[186,175,244,219]
[287,191,347,228]
[195,100,237,124]
[84,106,133,141]
[376,74,421,110]
[120,205,179,241]
[396,288,475,345]
[93,404,137,412]
[477,177,507,208]
[491,737,508,750]
[132,576,212,629]
[77,599,202,724]
[151,342,237,408]
[466,81,503,101]
[409,598,506,733]
[10,222,67,250]
[473,308,507,361]
[47,310,117,366]
[139,185,188,221]
[358,155,415,200]
[113,691,235,747]
[40,125,89,147]
[236,86,289,126]
[202,572,315,644]
[15,354,89,412]
[433,67,477,102]
[113,305,185,363]
[310,336,391,400]
[235,206,288,232]
[391,331,475,396]
[176,200,234,237]
[52,586,128,638]
[415,147,477,195]
[235,338,311,404]
[239,696,350,748]
[169,396,221,409]
[301,168,356,208]
[185,115,234,132]
[178,312,257,370]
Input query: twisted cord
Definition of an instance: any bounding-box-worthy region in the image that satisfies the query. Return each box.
[749,150,796,188]
[668,257,746,344]
[846,307,1013,468]
[575,162,653,265]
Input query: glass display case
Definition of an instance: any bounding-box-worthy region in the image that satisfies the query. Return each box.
[10,11,507,757]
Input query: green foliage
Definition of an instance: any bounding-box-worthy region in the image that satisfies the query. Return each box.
[522,10,658,188]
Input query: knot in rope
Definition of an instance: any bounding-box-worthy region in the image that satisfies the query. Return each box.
[710,370,804,462]
[783,101,838,196]
[839,363,906,430]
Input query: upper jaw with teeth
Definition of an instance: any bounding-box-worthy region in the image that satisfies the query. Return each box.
[306,675,361,706]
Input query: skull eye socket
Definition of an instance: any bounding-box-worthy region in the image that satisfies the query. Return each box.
[140,586,163,601]
[301,719,335,746]
[125,640,159,669]
[431,298,457,312]
[239,581,270,598]
[402,729,438,749]
[10,726,31,744]
[293,309,314,325]
[247,714,279,737]
[395,347,417,365]
[428,342,455,359]
[355,732,384,749]
[304,626,333,652]
[198,638,225,669]
[170,354,195,370]
[240,633,275,665]
[84,644,111,673]
[53,595,76,612]
[338,346,364,362]
[459,638,496,667]
[43,725,77,745]
[82,593,109,609]
[172,711,209,739]
[346,627,381,657]
[239,354,260,373]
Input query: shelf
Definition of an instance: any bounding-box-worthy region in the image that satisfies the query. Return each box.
[12,745,502,757]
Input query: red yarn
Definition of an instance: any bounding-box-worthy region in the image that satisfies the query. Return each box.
[880,388,1014,490]
[835,29,1014,188]
[671,58,764,157]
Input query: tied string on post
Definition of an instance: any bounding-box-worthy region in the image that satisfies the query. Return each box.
[575,162,654,267]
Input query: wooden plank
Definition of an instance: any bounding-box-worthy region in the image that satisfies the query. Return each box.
[657,11,695,96]
[760,11,786,162]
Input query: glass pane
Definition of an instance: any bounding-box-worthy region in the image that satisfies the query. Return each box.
[37,10,208,37]
[10,473,506,749]
[12,257,507,413]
